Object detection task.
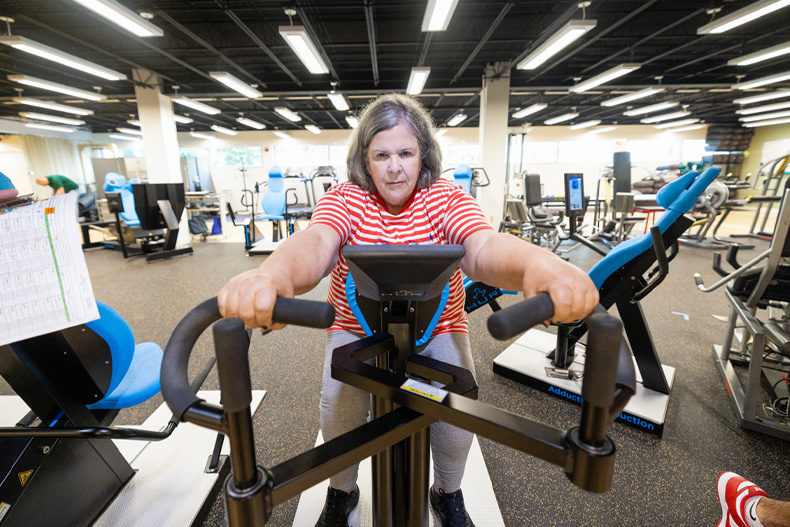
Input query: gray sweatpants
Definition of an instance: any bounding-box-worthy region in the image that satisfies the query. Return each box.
[319,330,476,492]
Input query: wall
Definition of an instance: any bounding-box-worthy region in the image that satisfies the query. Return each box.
[739,123,790,196]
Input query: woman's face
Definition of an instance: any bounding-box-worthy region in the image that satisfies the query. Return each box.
[366,123,422,215]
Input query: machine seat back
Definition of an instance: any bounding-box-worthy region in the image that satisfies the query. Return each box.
[260,166,286,219]
[453,165,473,194]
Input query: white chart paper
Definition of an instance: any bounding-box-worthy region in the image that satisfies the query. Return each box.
[0,193,98,346]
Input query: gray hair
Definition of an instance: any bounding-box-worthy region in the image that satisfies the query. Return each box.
[346,93,442,192]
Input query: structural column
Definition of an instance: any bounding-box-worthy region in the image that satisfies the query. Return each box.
[478,62,511,226]
[132,68,181,184]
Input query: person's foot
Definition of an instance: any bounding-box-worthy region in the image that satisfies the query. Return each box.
[314,485,359,527]
[429,486,475,527]
[717,472,768,527]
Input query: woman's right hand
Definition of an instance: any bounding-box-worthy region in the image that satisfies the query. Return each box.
[217,268,294,330]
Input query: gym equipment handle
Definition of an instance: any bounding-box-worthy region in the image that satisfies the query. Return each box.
[487,292,554,341]
[162,296,335,421]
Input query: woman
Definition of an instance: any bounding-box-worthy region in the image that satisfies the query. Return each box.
[219,93,598,527]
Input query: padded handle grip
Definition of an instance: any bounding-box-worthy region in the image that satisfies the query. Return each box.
[487,293,553,341]
[162,296,335,420]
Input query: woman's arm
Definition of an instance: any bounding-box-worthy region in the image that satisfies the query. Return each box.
[218,223,341,329]
[460,229,599,323]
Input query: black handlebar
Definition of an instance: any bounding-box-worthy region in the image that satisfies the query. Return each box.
[161,296,335,420]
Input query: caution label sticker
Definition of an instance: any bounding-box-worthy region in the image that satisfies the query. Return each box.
[401,378,448,403]
[0,502,11,522]
[18,470,33,487]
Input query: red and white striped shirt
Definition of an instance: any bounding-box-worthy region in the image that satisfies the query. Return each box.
[309,179,493,335]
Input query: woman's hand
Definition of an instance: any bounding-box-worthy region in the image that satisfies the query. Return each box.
[522,259,599,324]
[217,268,294,330]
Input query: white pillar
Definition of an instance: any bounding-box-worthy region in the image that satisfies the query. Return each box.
[478,63,511,226]
[132,68,181,183]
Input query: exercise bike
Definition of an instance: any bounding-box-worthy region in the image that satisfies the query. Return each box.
[161,244,636,526]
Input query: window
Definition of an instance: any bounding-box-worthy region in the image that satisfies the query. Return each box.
[681,139,708,162]
[628,140,681,162]
[213,146,263,167]
[522,142,558,163]
[558,140,613,163]
[446,144,480,165]
[179,147,209,159]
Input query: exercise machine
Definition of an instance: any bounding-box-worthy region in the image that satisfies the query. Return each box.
[694,189,790,439]
[732,155,789,241]
[493,166,723,437]
[161,244,636,526]
[554,173,607,257]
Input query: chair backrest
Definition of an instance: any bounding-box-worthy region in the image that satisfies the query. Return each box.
[453,165,473,194]
[84,302,135,401]
[524,174,543,206]
[589,166,722,289]
[261,166,286,216]
[102,172,126,192]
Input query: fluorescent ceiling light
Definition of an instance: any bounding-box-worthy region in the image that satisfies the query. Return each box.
[127,119,141,126]
[327,92,350,111]
[172,96,221,115]
[173,114,193,124]
[569,119,601,130]
[12,97,93,115]
[640,111,691,123]
[279,25,329,74]
[512,103,547,119]
[211,125,237,135]
[116,127,142,135]
[570,63,641,93]
[209,71,262,98]
[190,131,213,140]
[435,129,448,136]
[728,41,790,66]
[653,118,700,129]
[19,112,85,125]
[743,117,790,127]
[732,70,790,90]
[69,0,164,37]
[273,130,291,138]
[0,35,127,80]
[544,112,579,125]
[588,126,617,134]
[25,123,75,133]
[422,0,460,31]
[623,101,679,116]
[447,113,467,127]
[697,0,790,34]
[407,67,431,95]
[739,109,790,122]
[305,124,321,134]
[237,117,266,129]
[345,116,359,128]
[666,124,704,132]
[109,133,140,141]
[733,89,790,105]
[516,19,597,70]
[601,87,665,107]
[8,74,106,101]
[274,107,302,122]
[737,101,790,114]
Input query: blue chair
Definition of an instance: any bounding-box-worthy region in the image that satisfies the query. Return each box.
[453,165,473,194]
[103,173,140,227]
[85,302,163,410]
[257,166,289,242]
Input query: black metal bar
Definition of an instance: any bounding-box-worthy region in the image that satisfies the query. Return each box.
[407,427,430,526]
[615,297,670,394]
[268,407,433,507]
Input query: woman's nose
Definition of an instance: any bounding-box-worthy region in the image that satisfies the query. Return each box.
[387,156,401,173]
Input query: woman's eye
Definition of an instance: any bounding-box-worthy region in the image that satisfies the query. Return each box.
[401,151,414,157]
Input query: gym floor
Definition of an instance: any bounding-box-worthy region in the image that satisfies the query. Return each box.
[3,206,789,526]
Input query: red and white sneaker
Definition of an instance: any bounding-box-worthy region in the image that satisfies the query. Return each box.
[717,472,768,527]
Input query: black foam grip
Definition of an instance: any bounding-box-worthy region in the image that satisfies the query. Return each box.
[212,318,252,414]
[487,293,554,341]
[162,296,336,421]
[272,297,336,329]
[581,313,622,408]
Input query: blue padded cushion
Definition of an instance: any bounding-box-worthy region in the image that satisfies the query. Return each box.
[588,166,722,288]
[119,187,140,226]
[87,342,162,410]
[261,166,286,217]
[454,165,473,194]
[103,172,126,192]
[85,302,135,399]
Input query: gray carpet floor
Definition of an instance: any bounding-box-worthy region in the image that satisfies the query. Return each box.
[3,232,790,527]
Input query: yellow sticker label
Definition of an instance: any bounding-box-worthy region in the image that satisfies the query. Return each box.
[18,470,33,487]
[45,207,55,215]
[401,378,448,402]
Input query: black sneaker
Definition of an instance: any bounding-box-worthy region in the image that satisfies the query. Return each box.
[314,485,360,527]
[429,487,476,527]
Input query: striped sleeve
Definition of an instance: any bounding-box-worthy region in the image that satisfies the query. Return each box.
[442,185,493,245]
[308,183,354,243]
